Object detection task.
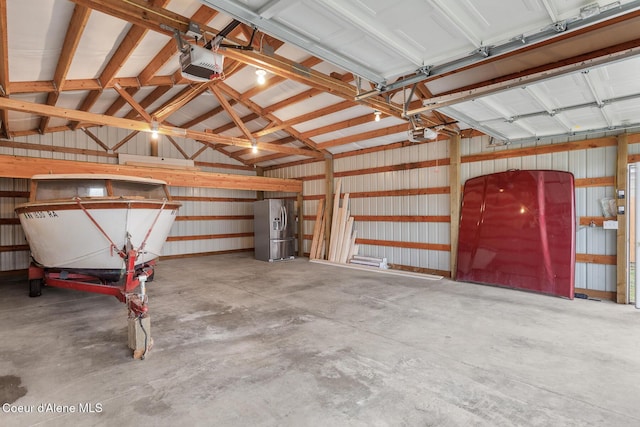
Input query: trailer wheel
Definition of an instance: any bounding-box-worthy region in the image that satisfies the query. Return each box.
[29,279,42,297]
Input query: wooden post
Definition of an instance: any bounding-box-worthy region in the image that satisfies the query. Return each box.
[256,166,265,201]
[297,192,304,257]
[150,136,159,157]
[449,134,461,280]
[616,133,628,304]
[324,157,334,258]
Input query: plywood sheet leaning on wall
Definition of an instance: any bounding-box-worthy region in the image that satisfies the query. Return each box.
[309,198,325,259]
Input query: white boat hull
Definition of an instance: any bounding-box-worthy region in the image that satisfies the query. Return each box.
[16,201,179,273]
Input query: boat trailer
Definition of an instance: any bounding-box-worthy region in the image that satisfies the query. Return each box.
[28,249,154,360]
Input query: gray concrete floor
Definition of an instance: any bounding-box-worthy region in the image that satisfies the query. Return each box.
[1,253,640,426]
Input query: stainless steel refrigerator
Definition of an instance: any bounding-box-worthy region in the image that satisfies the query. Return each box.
[254,199,296,262]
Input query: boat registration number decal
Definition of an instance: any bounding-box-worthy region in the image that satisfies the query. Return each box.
[23,211,59,219]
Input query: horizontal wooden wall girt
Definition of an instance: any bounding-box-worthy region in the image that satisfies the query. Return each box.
[160,248,253,260]
[299,174,326,182]
[171,196,257,202]
[0,218,20,225]
[0,245,29,253]
[356,238,450,251]
[352,215,450,222]
[576,253,617,265]
[574,176,615,187]
[335,158,450,178]
[0,155,302,192]
[175,215,253,221]
[349,187,449,198]
[579,216,607,227]
[0,191,29,198]
[166,232,254,242]
[462,137,617,163]
[573,287,616,301]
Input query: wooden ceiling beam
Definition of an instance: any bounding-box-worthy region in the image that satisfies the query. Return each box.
[38,4,92,134]
[209,85,254,140]
[68,0,408,120]
[113,82,152,122]
[54,5,91,92]
[213,145,253,166]
[0,97,323,158]
[0,154,302,192]
[180,104,228,129]
[254,100,353,138]
[239,53,319,100]
[123,86,172,120]
[68,0,170,130]
[111,131,139,152]
[166,135,189,159]
[301,113,375,139]
[189,144,209,160]
[0,0,9,138]
[318,123,409,149]
[104,87,139,117]
[81,128,110,151]
[218,83,327,155]
[138,6,218,86]
[210,113,259,135]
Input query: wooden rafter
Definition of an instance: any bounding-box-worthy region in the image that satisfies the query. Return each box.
[301,113,375,139]
[0,96,323,158]
[180,104,228,129]
[39,4,91,133]
[81,128,110,151]
[113,82,152,122]
[104,87,139,117]
[254,100,353,138]
[68,0,170,130]
[113,5,217,120]
[0,0,9,138]
[123,86,172,120]
[209,85,254,140]
[190,144,209,160]
[111,131,139,152]
[318,124,409,149]
[10,75,175,94]
[67,0,409,120]
[217,83,328,155]
[166,135,189,159]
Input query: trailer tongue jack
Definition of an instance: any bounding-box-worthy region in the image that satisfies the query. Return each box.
[28,249,154,359]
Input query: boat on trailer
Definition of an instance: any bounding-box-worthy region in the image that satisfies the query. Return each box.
[15,174,181,359]
[16,174,180,283]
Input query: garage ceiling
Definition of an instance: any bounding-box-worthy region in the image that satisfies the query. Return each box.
[1,0,640,168]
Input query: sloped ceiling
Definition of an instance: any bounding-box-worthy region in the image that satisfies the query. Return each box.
[1,0,640,169]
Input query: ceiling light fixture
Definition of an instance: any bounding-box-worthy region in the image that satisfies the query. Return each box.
[150,120,159,140]
[374,110,381,122]
[251,139,258,154]
[255,68,267,85]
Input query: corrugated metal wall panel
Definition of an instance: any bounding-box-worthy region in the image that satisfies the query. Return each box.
[0,178,30,271]
[165,186,256,258]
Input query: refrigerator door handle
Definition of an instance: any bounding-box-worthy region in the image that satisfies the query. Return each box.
[281,205,287,231]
